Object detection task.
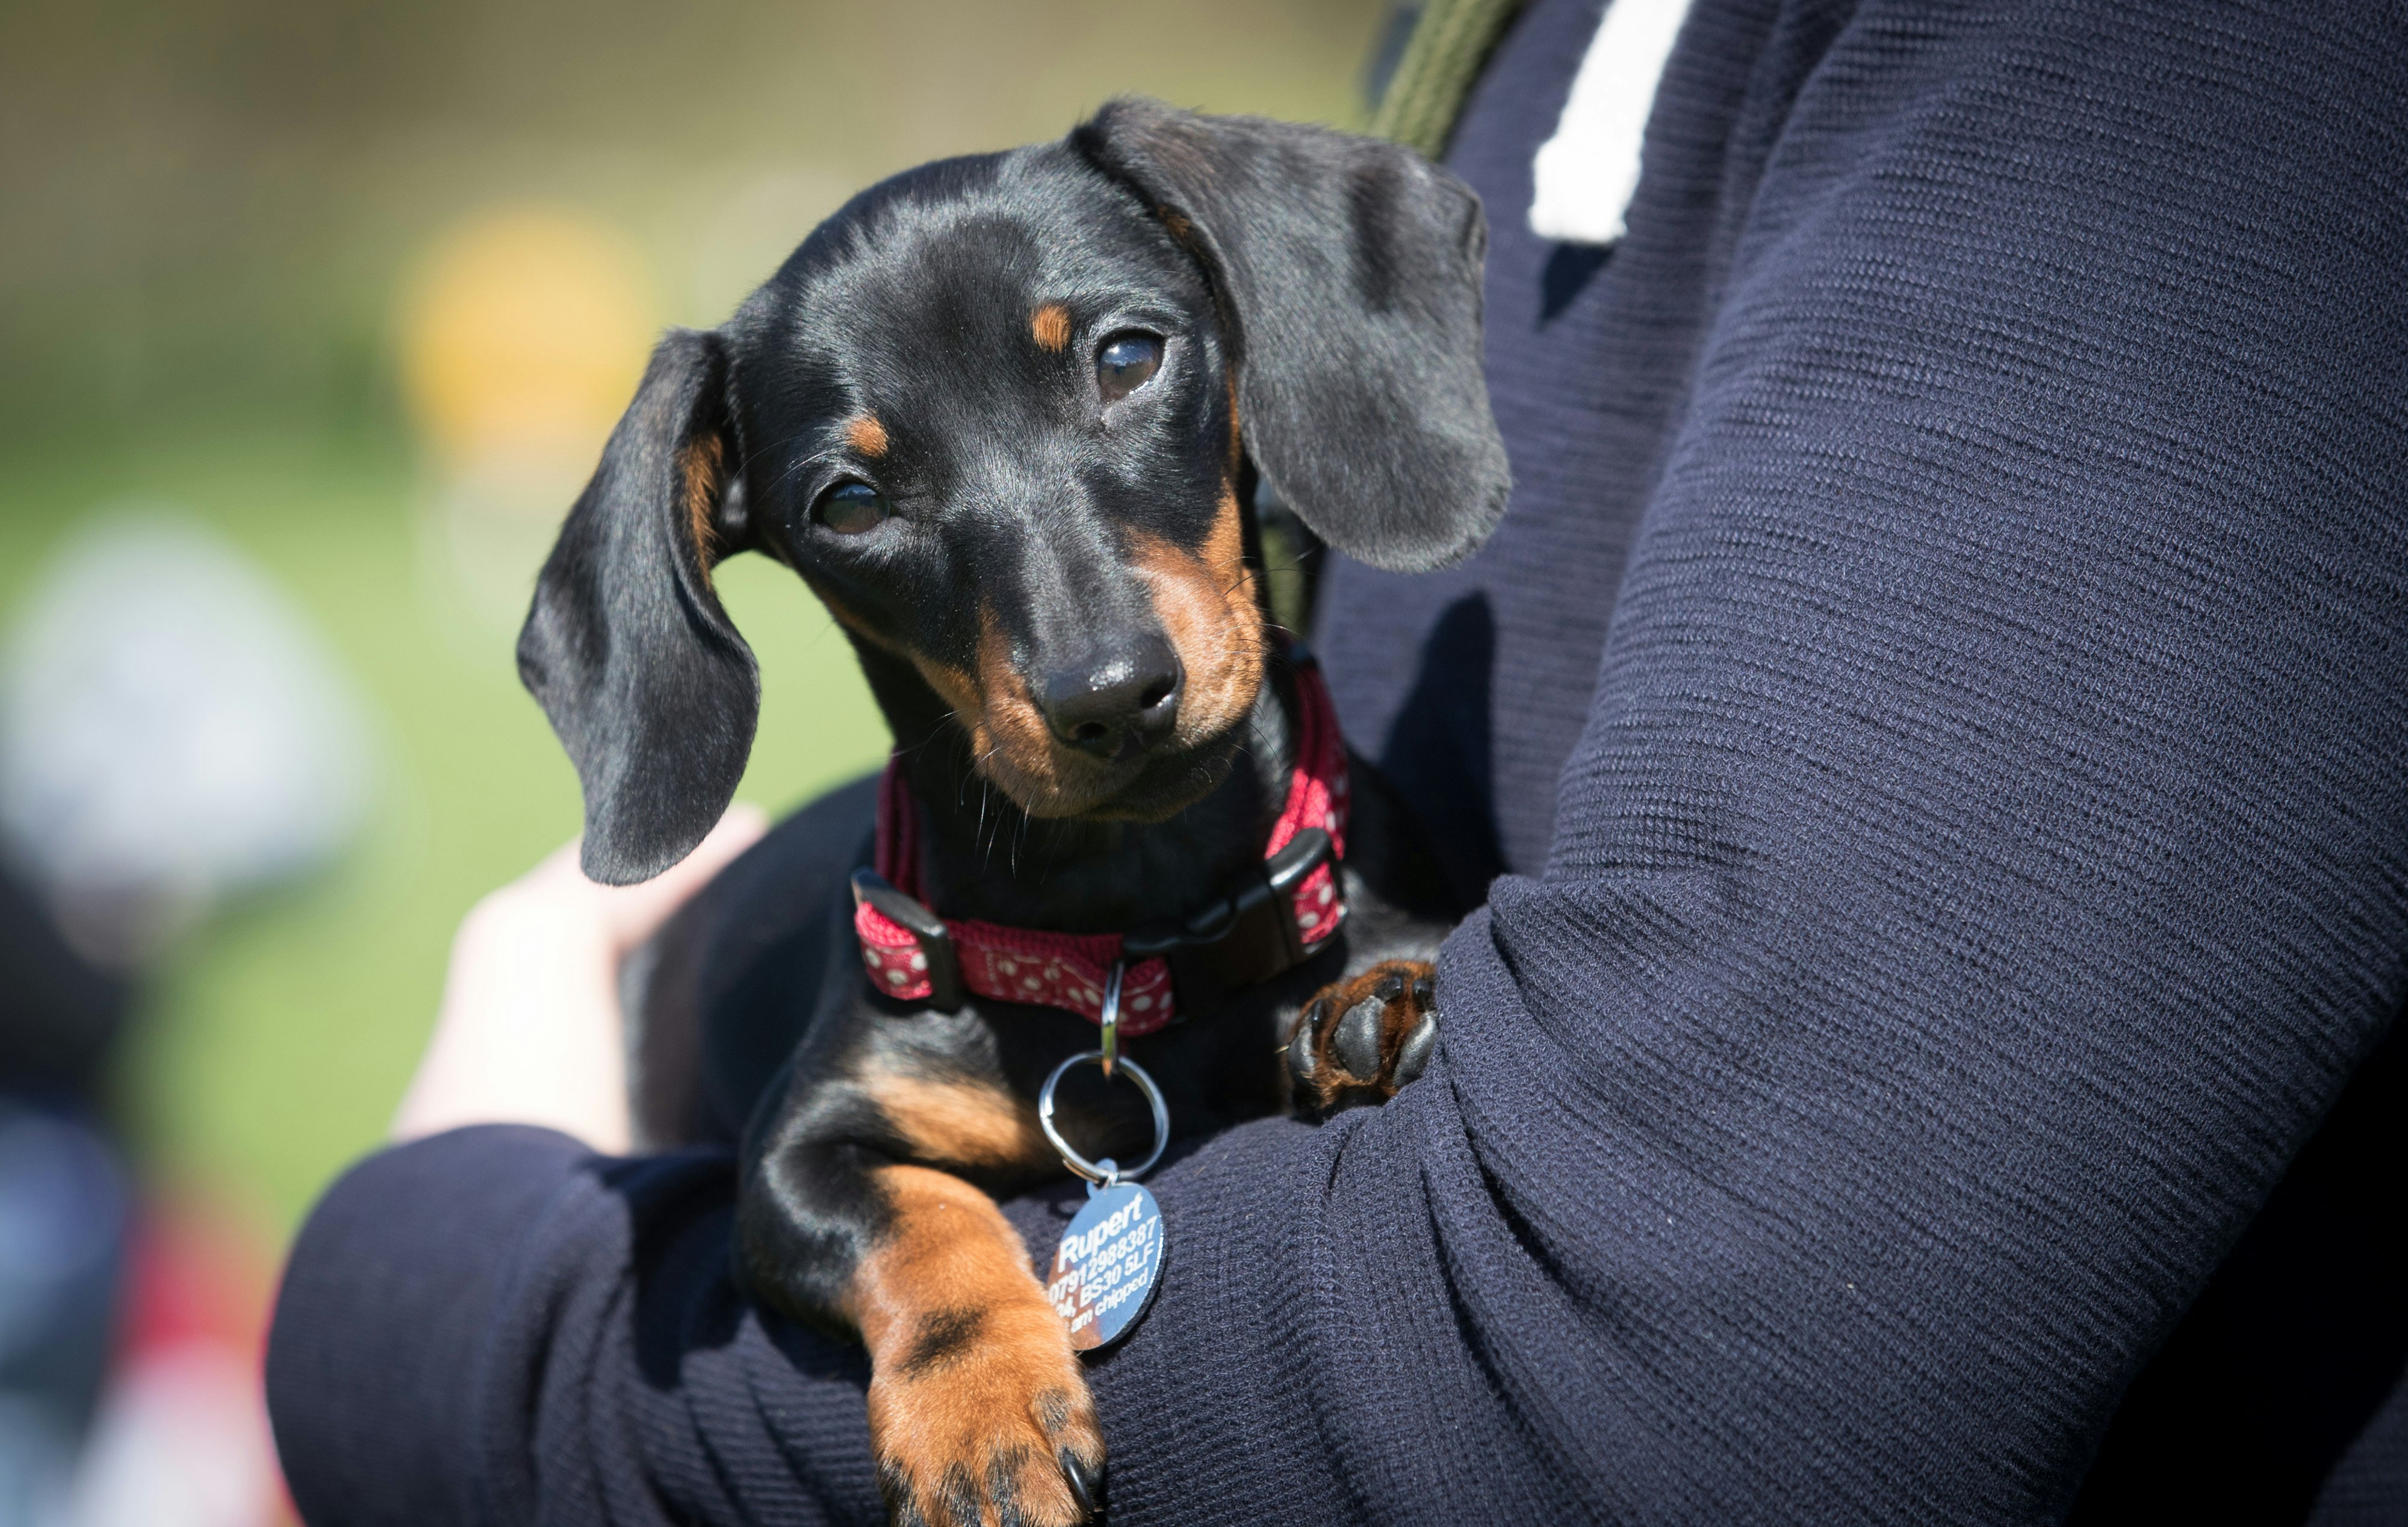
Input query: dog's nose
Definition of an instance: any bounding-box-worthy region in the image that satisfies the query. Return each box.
[1038,636,1183,759]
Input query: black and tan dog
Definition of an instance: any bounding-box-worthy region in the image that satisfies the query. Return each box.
[517,98,1507,1526]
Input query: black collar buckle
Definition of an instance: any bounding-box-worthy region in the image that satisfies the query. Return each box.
[850,868,964,1012]
[1123,827,1337,1013]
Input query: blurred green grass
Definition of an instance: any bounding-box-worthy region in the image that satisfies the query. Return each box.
[0,421,887,1222]
[1,0,1386,1231]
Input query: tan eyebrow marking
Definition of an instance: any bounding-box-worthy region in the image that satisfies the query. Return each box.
[1030,303,1072,352]
[846,415,889,456]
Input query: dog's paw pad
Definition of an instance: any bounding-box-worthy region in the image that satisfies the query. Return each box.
[1331,993,1387,1078]
[1287,959,1441,1116]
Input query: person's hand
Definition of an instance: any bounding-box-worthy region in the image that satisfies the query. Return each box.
[391,805,768,1152]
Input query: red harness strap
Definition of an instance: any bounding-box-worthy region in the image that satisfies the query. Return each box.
[853,659,1350,1035]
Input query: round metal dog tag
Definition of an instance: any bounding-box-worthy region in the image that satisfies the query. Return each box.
[1046,1172,1165,1352]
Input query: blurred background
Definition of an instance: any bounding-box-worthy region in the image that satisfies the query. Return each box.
[0,1,1392,1519]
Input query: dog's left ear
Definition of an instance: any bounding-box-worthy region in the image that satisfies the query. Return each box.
[517,328,760,885]
[1073,98,1509,572]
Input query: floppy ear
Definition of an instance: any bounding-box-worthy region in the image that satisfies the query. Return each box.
[517,328,759,885]
[1073,97,1509,572]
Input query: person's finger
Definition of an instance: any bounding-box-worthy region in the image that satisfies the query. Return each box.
[589,803,769,950]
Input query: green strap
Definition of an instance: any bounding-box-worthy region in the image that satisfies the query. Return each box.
[1365,0,1529,159]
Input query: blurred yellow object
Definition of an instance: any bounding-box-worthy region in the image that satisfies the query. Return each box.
[397,208,657,468]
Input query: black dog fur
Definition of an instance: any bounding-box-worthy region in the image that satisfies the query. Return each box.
[519,98,1507,1527]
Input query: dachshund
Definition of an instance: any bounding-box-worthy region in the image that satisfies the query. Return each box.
[517,96,1509,1527]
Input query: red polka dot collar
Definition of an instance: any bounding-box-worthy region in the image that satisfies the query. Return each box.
[851,655,1349,1034]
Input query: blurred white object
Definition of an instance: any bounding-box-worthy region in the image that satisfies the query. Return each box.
[0,510,373,965]
[1528,0,1698,246]
[63,1348,280,1527]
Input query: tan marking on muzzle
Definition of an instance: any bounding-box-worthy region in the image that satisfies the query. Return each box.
[1128,489,1264,750]
[911,656,980,720]
[797,577,983,724]
[966,605,1103,815]
[798,583,1096,813]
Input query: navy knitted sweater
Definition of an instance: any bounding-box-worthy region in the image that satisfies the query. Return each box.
[267,1,2408,1521]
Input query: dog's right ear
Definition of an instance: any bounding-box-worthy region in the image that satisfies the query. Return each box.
[517,328,760,885]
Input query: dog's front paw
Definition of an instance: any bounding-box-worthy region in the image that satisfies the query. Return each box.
[866,1294,1104,1526]
[1286,959,1439,1116]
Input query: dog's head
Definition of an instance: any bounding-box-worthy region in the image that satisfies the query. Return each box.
[520,99,1508,883]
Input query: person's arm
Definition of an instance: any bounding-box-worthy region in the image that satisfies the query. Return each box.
[269,2,2408,1523]
[267,809,764,1527]
[388,807,764,1151]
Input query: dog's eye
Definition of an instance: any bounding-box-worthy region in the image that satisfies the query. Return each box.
[815,480,890,535]
[1096,333,1162,403]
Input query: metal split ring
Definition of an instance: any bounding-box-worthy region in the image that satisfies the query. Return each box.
[1037,959,1170,1184]
[1037,1050,1170,1185]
